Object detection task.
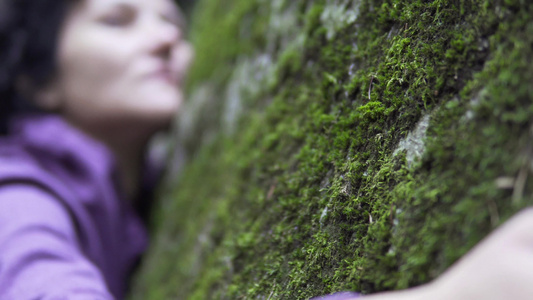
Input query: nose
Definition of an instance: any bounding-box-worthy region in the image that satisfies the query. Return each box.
[147,20,182,57]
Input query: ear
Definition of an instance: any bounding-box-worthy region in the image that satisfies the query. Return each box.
[16,76,62,111]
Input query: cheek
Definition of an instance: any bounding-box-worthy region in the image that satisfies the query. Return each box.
[58,33,129,108]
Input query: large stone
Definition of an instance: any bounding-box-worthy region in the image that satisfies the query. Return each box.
[131,1,533,299]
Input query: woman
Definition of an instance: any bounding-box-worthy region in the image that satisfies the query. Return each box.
[1,0,533,299]
[0,0,192,298]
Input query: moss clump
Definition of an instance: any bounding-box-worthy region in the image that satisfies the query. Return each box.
[130,0,533,299]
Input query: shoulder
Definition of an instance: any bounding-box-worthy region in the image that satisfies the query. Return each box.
[0,183,77,241]
[0,140,65,194]
[0,141,84,228]
[0,137,96,232]
[0,136,108,261]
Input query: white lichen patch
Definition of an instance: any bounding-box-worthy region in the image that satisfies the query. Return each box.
[223,54,276,134]
[223,71,243,135]
[265,0,302,54]
[177,83,217,141]
[321,0,361,40]
[319,193,335,228]
[319,205,329,227]
[223,0,307,135]
[461,89,485,123]
[393,114,431,168]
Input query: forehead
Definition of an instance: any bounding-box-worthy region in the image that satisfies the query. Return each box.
[78,0,183,18]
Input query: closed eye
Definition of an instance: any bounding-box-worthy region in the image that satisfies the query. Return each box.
[99,4,137,27]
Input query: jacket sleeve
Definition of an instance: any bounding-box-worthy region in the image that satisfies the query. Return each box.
[312,292,361,299]
[0,184,115,300]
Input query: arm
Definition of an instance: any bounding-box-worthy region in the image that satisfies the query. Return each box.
[0,184,114,300]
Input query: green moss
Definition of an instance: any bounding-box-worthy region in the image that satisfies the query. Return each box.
[130,0,533,299]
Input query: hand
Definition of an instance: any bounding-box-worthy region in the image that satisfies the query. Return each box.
[430,207,533,300]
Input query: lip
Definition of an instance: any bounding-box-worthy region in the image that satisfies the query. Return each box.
[147,67,176,84]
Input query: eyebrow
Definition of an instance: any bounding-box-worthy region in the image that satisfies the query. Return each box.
[91,0,187,28]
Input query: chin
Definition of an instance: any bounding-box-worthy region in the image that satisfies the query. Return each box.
[149,100,181,122]
[142,86,182,112]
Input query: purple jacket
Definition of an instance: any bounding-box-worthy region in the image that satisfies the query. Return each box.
[0,114,149,299]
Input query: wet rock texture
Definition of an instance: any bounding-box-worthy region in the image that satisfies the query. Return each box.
[131,1,533,299]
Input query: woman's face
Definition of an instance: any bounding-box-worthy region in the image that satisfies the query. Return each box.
[50,0,193,140]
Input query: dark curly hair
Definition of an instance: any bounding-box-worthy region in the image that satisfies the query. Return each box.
[0,0,73,134]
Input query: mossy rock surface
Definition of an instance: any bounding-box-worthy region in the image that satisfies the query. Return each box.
[130,0,533,299]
